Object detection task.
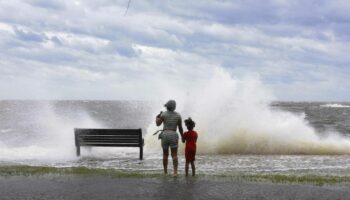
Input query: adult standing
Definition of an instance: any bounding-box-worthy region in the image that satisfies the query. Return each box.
[156,100,183,176]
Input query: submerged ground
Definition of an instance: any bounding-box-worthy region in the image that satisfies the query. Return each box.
[1,166,350,200]
[0,165,350,200]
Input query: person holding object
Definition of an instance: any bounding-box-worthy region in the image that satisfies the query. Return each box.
[156,100,183,176]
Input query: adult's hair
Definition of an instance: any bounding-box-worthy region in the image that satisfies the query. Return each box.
[164,100,176,111]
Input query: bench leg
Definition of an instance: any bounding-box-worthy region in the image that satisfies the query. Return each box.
[76,145,81,156]
[139,146,143,160]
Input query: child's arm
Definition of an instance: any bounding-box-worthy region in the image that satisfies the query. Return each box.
[182,132,187,143]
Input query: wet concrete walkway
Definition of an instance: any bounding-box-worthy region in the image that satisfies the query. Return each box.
[0,175,349,200]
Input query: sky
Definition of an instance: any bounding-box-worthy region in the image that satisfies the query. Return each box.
[0,0,349,101]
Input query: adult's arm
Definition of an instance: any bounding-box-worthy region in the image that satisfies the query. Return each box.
[156,116,163,126]
[178,117,184,142]
[156,112,163,126]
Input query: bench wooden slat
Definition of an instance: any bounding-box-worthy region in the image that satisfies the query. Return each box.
[80,135,139,137]
[77,132,141,136]
[75,129,141,135]
[80,136,139,140]
[81,139,140,143]
[80,143,141,147]
[79,136,139,140]
[74,128,144,159]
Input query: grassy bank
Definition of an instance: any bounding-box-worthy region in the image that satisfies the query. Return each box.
[0,165,161,178]
[1,165,350,186]
[215,174,350,186]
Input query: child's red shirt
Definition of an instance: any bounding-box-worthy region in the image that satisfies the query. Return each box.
[184,130,198,155]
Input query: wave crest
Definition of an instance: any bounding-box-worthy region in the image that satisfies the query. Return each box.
[145,69,350,155]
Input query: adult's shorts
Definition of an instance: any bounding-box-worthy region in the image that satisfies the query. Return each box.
[161,130,179,149]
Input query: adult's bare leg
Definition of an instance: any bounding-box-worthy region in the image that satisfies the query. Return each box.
[170,147,178,176]
[163,148,169,174]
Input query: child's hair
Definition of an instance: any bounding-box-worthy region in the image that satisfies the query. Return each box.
[184,117,195,129]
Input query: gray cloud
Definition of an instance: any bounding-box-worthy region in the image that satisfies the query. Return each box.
[26,0,66,10]
[14,27,47,42]
[0,0,349,100]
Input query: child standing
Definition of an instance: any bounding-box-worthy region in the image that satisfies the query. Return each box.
[183,118,198,176]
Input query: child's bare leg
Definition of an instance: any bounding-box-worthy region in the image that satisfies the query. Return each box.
[190,161,195,176]
[163,148,169,174]
[185,160,189,176]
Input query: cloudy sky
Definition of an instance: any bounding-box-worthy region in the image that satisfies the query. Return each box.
[0,0,349,101]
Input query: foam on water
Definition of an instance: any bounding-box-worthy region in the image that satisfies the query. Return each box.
[145,68,350,155]
[321,104,350,108]
[0,129,12,133]
[0,103,105,162]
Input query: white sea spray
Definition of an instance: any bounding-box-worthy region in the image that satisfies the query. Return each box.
[145,68,350,155]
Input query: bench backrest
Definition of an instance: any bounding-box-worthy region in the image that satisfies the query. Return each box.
[74,128,143,147]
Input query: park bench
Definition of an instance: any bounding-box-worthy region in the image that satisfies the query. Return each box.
[74,128,144,160]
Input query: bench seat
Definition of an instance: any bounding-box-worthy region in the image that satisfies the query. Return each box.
[74,128,144,160]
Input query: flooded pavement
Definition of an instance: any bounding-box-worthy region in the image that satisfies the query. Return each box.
[0,175,349,200]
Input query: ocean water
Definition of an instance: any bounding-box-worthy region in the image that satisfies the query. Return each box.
[1,100,350,176]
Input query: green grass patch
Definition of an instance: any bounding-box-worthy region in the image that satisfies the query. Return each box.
[212,173,350,186]
[0,165,161,178]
